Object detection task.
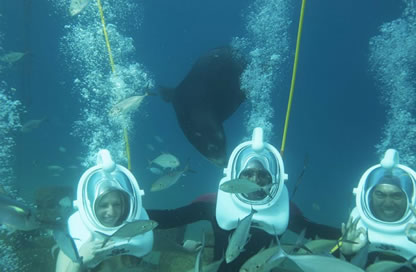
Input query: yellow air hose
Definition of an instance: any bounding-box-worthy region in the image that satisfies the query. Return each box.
[277,0,343,255]
[96,0,132,170]
[280,0,306,157]
[276,1,344,255]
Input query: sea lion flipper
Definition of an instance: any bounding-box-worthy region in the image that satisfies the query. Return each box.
[159,86,176,103]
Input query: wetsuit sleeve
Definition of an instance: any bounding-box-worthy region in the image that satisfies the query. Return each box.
[288,202,342,240]
[147,201,228,261]
[147,202,216,229]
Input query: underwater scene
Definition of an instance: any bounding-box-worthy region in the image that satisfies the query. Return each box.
[1,0,416,271]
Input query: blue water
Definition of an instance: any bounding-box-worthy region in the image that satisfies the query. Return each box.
[0,0,414,269]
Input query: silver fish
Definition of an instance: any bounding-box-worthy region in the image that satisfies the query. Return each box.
[0,194,40,231]
[150,164,189,192]
[295,239,338,255]
[154,135,164,143]
[149,166,163,175]
[53,229,81,263]
[97,219,158,247]
[47,165,65,172]
[69,0,90,16]
[150,153,180,169]
[226,209,257,263]
[240,246,280,272]
[194,232,206,272]
[266,245,365,272]
[365,260,409,272]
[21,118,45,133]
[220,178,264,194]
[146,144,155,151]
[0,51,26,65]
[109,94,148,117]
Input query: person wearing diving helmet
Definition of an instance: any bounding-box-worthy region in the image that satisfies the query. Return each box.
[340,149,416,270]
[146,127,342,271]
[55,149,154,272]
[211,127,341,270]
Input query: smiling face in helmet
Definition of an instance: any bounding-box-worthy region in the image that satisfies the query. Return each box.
[95,190,128,227]
[370,183,407,222]
[239,159,273,200]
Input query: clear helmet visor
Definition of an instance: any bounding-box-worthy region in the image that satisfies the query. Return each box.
[81,169,139,231]
[362,167,414,223]
[232,146,280,205]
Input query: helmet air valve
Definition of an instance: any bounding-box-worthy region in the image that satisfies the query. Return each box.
[96,149,116,173]
[252,127,264,152]
[380,149,399,170]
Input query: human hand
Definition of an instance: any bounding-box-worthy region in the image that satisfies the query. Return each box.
[78,236,115,266]
[340,216,368,256]
[182,239,202,253]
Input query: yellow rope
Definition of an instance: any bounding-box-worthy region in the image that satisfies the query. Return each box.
[280,0,306,156]
[330,239,342,254]
[96,0,132,170]
[97,0,116,74]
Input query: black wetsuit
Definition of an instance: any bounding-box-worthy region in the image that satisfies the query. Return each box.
[339,250,414,272]
[148,194,341,271]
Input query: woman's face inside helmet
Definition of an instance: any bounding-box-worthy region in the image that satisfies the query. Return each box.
[94,190,127,227]
[239,159,272,200]
[370,183,407,222]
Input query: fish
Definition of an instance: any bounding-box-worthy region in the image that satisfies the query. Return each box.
[58,196,72,209]
[366,257,415,272]
[97,219,158,248]
[160,47,246,167]
[150,164,190,192]
[0,51,27,65]
[0,194,40,231]
[265,242,365,272]
[149,166,163,175]
[146,144,155,151]
[69,0,90,16]
[226,208,257,263]
[365,261,406,272]
[194,232,206,272]
[150,153,180,169]
[20,118,45,133]
[240,246,280,272]
[58,146,67,153]
[312,202,321,211]
[220,178,266,194]
[47,165,65,172]
[53,229,81,263]
[296,239,338,255]
[109,94,148,117]
[154,136,164,143]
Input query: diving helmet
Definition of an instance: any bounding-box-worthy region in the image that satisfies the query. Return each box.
[350,149,416,258]
[74,149,145,235]
[354,149,415,228]
[216,127,289,235]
